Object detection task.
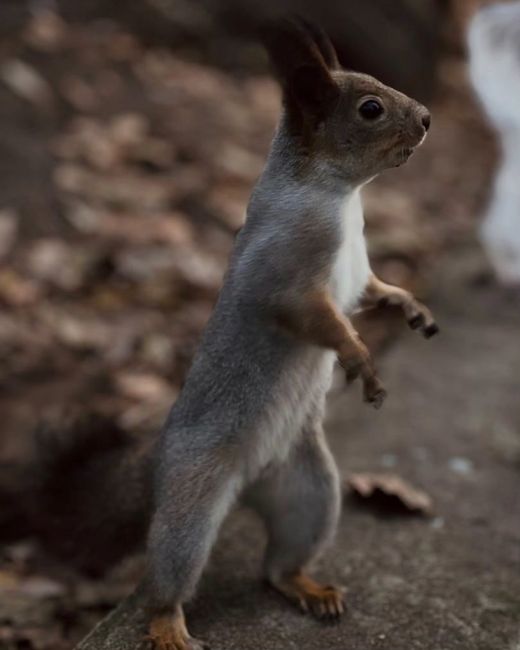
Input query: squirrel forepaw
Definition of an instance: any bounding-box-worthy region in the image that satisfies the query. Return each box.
[406,303,439,339]
[341,352,387,409]
[363,376,387,409]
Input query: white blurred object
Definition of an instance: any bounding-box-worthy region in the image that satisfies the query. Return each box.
[468,2,520,284]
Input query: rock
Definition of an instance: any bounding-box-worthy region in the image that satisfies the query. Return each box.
[448,457,474,475]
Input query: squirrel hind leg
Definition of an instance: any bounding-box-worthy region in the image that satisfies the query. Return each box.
[148,608,207,650]
[144,460,240,648]
[245,423,345,620]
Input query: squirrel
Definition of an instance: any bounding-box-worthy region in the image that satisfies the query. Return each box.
[138,17,438,650]
[2,16,438,649]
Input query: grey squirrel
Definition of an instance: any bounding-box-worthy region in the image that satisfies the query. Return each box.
[140,18,437,650]
[12,17,438,650]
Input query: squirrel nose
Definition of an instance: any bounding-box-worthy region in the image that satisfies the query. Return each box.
[421,111,431,132]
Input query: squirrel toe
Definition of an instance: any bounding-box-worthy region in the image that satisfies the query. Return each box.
[424,323,440,339]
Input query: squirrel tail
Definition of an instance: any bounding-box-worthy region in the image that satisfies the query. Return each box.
[22,411,155,575]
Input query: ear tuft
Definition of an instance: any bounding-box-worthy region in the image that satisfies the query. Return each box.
[296,17,340,70]
[262,16,340,119]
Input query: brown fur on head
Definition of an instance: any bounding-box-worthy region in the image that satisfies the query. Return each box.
[263,17,431,184]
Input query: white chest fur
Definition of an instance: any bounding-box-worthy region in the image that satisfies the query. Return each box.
[329,189,370,313]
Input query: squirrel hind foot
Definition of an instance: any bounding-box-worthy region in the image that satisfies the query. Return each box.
[148,614,207,650]
[269,573,346,622]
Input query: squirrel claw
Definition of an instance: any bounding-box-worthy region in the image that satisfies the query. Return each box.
[363,375,387,409]
[423,323,439,339]
[408,314,423,330]
[364,387,387,409]
[147,615,207,650]
[343,358,362,384]
[407,313,439,339]
[269,574,346,622]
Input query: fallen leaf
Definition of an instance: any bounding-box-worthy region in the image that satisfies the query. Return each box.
[346,473,433,516]
[0,575,66,600]
[115,372,177,432]
[41,308,112,350]
[59,75,98,111]
[98,212,193,247]
[24,10,67,52]
[0,59,53,108]
[27,239,95,292]
[139,333,175,369]
[114,371,175,402]
[109,113,149,147]
[0,270,40,306]
[0,209,18,260]
[54,164,173,210]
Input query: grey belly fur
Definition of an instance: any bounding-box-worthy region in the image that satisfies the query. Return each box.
[160,308,336,488]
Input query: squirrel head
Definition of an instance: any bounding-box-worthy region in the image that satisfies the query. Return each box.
[263,17,431,184]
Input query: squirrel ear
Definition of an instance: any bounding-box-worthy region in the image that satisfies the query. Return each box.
[288,64,340,116]
[262,17,340,118]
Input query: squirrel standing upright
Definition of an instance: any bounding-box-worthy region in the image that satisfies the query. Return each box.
[142,17,438,650]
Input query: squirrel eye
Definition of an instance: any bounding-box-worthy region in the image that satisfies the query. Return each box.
[359,99,384,120]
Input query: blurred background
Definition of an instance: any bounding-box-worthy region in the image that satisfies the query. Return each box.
[0,1,518,649]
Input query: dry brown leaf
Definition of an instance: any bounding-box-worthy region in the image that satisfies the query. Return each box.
[27,239,99,292]
[0,59,53,108]
[109,113,149,147]
[115,371,177,431]
[59,74,98,111]
[0,269,40,306]
[24,10,67,52]
[54,164,173,210]
[346,472,433,516]
[0,574,66,600]
[40,307,112,351]
[0,209,18,261]
[98,212,193,247]
[207,184,249,229]
[114,371,175,402]
[129,137,174,168]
